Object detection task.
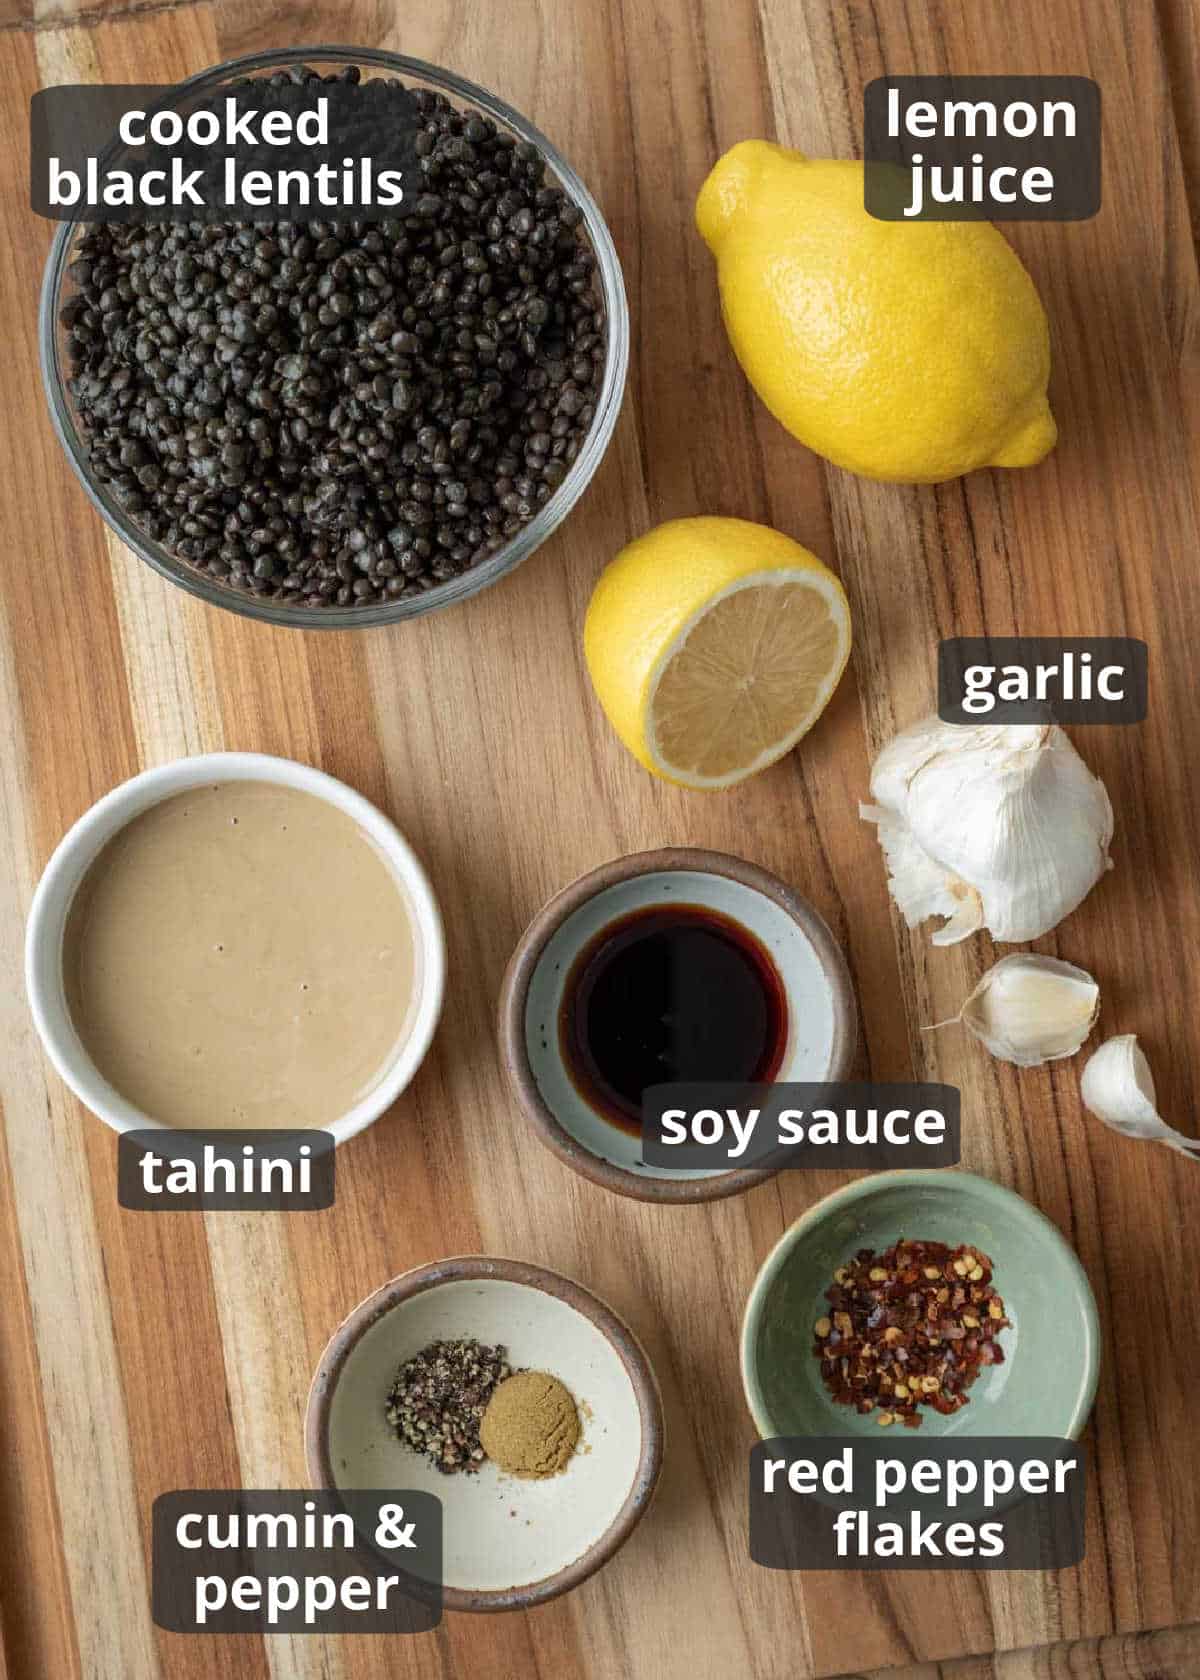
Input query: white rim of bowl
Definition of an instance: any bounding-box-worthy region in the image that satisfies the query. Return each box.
[24,752,445,1144]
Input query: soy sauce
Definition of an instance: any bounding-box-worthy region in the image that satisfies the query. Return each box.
[559,903,788,1134]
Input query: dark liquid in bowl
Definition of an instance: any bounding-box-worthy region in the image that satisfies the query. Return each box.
[559,903,787,1134]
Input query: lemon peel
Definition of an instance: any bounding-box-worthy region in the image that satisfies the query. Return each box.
[697,141,1056,484]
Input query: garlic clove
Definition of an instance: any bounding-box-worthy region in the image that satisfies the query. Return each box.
[1081,1034,1158,1130]
[955,954,1099,1067]
[862,718,1114,946]
[1080,1035,1200,1159]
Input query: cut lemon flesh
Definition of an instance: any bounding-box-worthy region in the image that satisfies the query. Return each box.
[584,516,852,790]
[649,571,849,787]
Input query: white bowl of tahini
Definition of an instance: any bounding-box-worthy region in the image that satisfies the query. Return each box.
[26,753,445,1145]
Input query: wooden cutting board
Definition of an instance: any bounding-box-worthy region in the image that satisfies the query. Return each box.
[2,2,1198,1677]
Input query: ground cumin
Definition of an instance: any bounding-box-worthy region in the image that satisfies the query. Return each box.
[479,1370,580,1478]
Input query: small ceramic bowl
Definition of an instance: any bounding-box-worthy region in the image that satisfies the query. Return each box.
[499,848,857,1202]
[742,1170,1100,1440]
[305,1256,663,1611]
[25,752,444,1145]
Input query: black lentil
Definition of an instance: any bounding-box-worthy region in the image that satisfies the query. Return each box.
[61,72,607,610]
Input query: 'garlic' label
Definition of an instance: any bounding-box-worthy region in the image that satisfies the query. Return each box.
[939,637,1147,724]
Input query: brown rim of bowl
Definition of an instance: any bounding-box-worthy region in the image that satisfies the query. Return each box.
[304,1254,665,1614]
[497,846,859,1204]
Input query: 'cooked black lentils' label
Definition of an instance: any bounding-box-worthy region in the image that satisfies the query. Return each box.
[32,72,427,222]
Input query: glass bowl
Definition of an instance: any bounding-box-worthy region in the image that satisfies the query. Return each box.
[39,46,629,629]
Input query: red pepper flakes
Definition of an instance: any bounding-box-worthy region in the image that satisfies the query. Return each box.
[812,1239,1010,1429]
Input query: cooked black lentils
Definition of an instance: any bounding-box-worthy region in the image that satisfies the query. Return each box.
[60,66,606,609]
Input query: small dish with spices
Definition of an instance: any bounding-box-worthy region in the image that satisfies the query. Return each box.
[741,1170,1100,1441]
[304,1255,663,1611]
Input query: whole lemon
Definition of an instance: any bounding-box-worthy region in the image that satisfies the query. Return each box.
[696,141,1056,483]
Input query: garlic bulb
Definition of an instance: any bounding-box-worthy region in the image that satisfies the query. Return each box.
[953,954,1099,1066]
[861,719,1113,945]
[1081,1035,1200,1160]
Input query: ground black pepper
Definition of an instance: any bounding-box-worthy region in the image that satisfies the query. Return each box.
[385,1337,510,1473]
[61,66,606,608]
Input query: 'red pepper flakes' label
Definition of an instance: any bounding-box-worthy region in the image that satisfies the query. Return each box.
[750,1438,1085,1571]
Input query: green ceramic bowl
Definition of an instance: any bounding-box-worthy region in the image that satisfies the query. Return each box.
[741,1171,1099,1440]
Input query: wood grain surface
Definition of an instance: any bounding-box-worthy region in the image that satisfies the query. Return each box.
[852,1622,1200,1680]
[3,2,1198,1677]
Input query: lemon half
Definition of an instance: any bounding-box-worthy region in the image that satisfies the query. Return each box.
[584,516,851,789]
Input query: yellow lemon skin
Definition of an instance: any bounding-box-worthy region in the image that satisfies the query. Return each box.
[696,141,1056,484]
[583,515,849,787]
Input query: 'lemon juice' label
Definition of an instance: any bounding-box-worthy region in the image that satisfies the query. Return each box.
[864,76,1101,221]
